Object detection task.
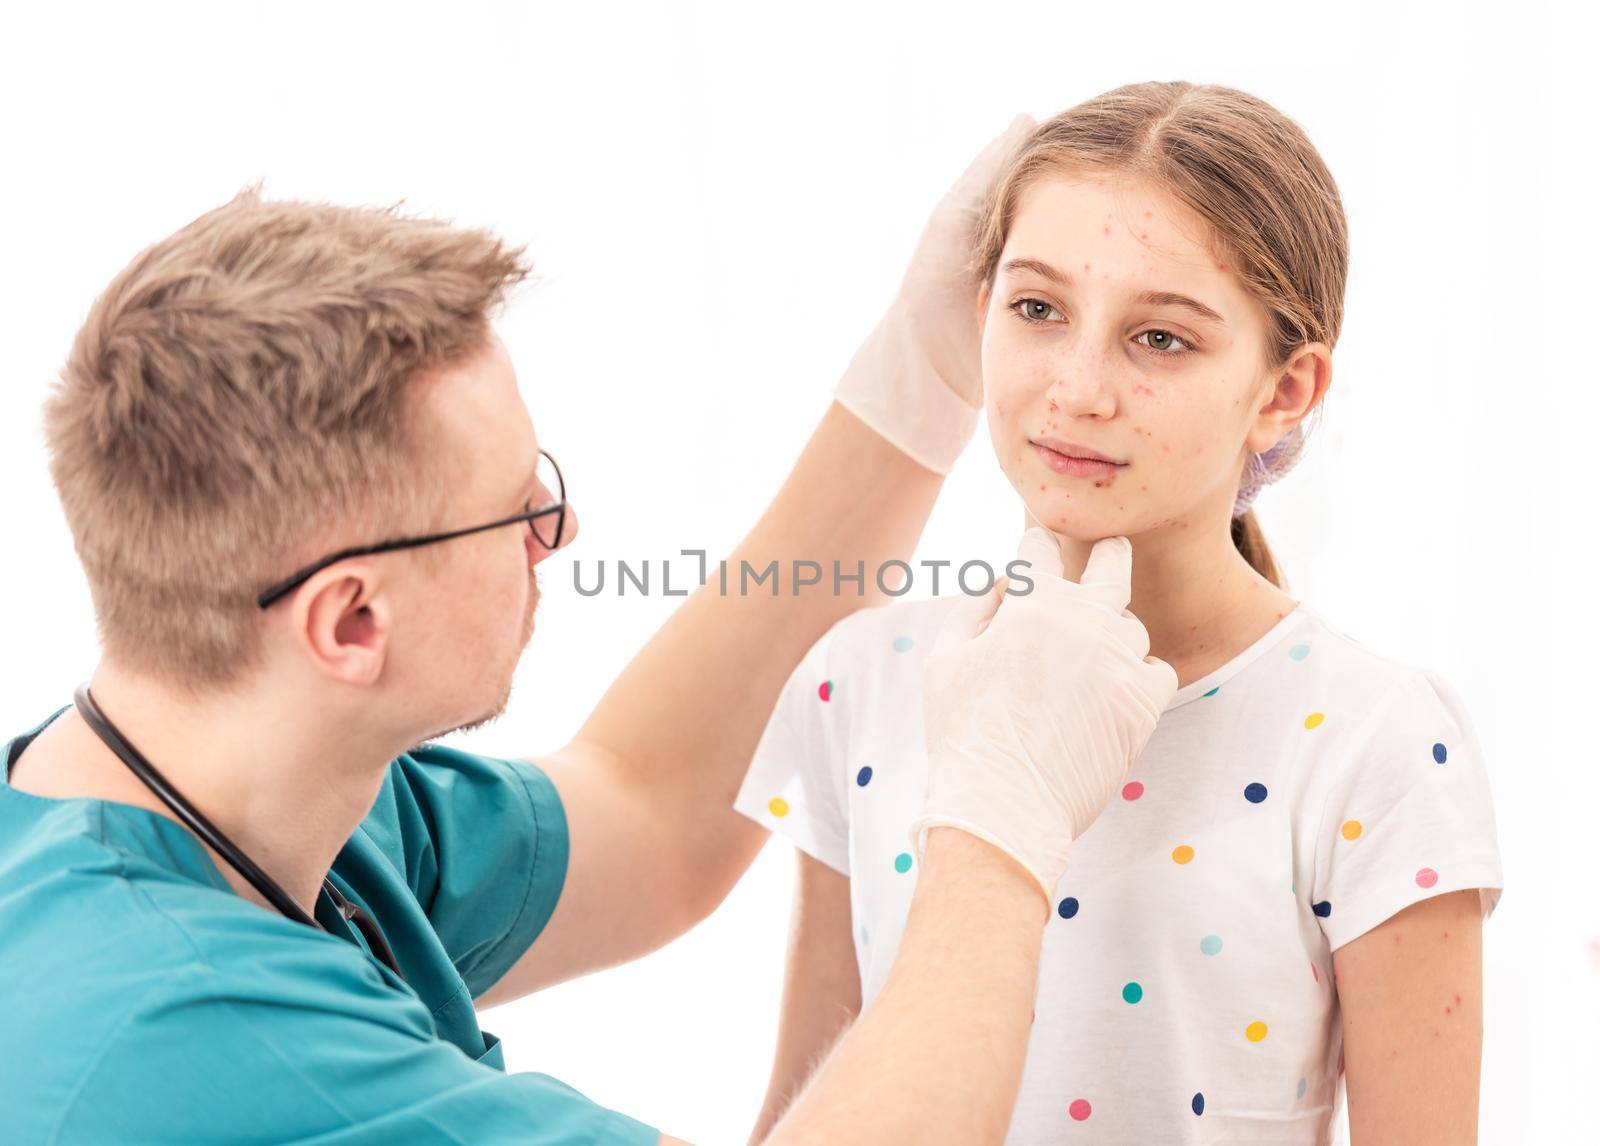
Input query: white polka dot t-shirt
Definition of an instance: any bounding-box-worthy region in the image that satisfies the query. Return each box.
[734,596,1503,1144]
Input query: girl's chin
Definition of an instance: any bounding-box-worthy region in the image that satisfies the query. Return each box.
[1018,493,1134,541]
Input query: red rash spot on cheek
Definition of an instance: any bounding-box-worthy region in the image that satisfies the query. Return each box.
[1161,442,1171,453]
[1133,384,1155,397]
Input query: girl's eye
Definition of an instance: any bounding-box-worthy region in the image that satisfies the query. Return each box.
[1135,329,1194,356]
[1010,297,1063,323]
[1011,299,1196,358]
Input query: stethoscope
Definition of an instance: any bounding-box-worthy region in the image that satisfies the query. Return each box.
[72,684,405,981]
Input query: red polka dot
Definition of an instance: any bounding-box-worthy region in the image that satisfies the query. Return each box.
[1415,867,1439,889]
[1121,781,1144,801]
[1069,1098,1092,1121]
[817,681,832,702]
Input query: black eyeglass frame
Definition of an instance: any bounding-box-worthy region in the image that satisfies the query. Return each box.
[256,448,566,610]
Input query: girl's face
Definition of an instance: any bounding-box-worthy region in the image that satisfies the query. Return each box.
[980,172,1300,542]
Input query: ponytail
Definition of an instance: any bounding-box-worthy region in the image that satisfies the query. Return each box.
[1231,510,1287,590]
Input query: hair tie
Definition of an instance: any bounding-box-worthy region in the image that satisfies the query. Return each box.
[1233,423,1307,519]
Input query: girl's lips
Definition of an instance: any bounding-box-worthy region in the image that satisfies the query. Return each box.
[1031,440,1126,477]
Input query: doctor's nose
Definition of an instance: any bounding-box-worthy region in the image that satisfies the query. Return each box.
[527,502,579,567]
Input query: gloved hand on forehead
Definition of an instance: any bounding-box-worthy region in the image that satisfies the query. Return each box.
[832,113,1036,475]
[909,527,1180,903]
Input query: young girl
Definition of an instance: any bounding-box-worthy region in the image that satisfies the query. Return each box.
[735,83,1503,1144]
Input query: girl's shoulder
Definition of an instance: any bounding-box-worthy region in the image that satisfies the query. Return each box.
[813,593,969,662]
[1279,602,1470,720]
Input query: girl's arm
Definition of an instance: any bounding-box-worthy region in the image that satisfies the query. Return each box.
[1335,888,1485,1144]
[748,850,863,1144]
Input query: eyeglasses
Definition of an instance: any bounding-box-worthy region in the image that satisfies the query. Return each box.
[256,448,567,610]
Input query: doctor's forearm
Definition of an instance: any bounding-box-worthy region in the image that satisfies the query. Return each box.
[762,829,1045,1144]
[574,400,941,905]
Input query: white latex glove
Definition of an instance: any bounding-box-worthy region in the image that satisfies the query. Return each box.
[909,528,1180,901]
[832,113,1036,475]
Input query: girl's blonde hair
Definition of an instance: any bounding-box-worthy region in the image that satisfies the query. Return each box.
[973,82,1349,589]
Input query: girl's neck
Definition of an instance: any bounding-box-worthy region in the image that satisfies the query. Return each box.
[1039,512,1300,690]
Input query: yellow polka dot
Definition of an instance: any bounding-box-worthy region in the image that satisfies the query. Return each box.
[1171,844,1195,865]
[768,797,790,817]
[1304,712,1325,730]
[1245,1021,1269,1042]
[1341,819,1363,841]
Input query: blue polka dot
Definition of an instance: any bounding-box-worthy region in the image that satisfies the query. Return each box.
[1289,643,1310,660]
[856,765,873,787]
[1057,896,1079,920]
[1202,685,1220,697]
[892,636,915,653]
[1433,742,1448,764]
[1192,1092,1206,1116]
[1244,782,1268,803]
[894,852,913,874]
[1297,1077,1308,1100]
[1122,981,1143,1004]
[1312,900,1332,918]
[1200,934,1223,956]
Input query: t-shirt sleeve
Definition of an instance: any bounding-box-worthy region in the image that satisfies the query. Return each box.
[1305,667,1505,950]
[732,619,852,875]
[59,935,659,1145]
[372,745,570,999]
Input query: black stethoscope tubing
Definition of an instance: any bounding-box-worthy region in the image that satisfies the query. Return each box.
[72,683,404,980]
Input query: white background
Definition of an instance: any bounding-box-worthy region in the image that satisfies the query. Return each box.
[2,2,1594,1142]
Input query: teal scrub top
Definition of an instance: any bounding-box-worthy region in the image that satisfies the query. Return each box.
[0,707,661,1145]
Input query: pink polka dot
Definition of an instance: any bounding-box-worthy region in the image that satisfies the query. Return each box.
[1121,781,1144,801]
[817,680,832,702]
[1069,1098,1092,1121]
[1415,867,1439,889]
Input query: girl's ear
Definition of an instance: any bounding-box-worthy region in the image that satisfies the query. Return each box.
[1248,342,1332,453]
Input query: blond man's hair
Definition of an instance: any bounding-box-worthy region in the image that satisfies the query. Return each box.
[45,188,531,691]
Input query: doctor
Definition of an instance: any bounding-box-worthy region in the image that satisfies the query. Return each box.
[0,116,1176,1144]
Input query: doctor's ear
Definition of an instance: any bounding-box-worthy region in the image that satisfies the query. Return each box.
[290,564,392,686]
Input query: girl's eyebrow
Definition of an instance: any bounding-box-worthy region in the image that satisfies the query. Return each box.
[1000,257,1227,327]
